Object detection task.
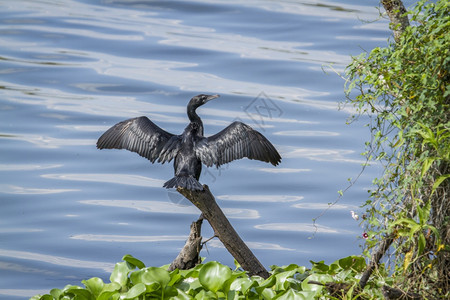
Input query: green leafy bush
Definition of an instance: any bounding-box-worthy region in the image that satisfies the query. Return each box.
[344,0,449,297]
[31,254,388,300]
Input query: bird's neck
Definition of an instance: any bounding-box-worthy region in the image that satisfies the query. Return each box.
[187,107,204,136]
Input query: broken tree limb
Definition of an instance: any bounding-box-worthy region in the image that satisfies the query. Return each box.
[177,185,270,279]
[359,234,395,289]
[168,216,203,271]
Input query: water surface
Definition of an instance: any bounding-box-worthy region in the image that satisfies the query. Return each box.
[0,0,398,298]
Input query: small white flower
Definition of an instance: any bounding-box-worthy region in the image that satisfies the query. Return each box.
[350,210,359,221]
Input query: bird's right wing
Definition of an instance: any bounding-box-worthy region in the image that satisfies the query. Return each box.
[97,116,181,164]
[195,121,281,168]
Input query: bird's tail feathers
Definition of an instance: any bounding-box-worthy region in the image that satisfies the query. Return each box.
[163,175,203,191]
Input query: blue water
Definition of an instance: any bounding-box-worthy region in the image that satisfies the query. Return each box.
[0,0,403,298]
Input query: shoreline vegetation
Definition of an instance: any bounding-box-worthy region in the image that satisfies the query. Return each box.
[31,0,449,299]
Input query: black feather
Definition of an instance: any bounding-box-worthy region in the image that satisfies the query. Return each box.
[97,95,281,191]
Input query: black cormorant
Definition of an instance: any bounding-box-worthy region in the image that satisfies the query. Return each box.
[97,94,281,190]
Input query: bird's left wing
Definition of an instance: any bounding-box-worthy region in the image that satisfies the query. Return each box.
[97,116,181,164]
[195,121,281,168]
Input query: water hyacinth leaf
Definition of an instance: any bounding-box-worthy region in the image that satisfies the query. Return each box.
[97,283,121,300]
[222,270,247,294]
[172,288,192,300]
[337,256,366,271]
[130,267,171,288]
[226,290,238,300]
[97,290,119,300]
[110,261,134,287]
[49,288,62,299]
[301,274,333,292]
[184,277,202,292]
[229,277,255,294]
[274,270,296,290]
[120,282,146,299]
[194,289,217,299]
[122,254,145,269]
[255,276,276,294]
[168,269,182,286]
[198,261,232,292]
[309,260,329,272]
[285,277,302,290]
[334,269,352,282]
[299,291,318,300]
[273,289,307,300]
[37,295,53,300]
[64,286,93,300]
[82,277,104,298]
[261,288,276,299]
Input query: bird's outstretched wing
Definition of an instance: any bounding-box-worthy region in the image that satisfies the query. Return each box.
[195,121,281,167]
[97,116,181,164]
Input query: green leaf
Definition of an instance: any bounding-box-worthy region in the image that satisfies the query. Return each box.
[301,274,333,293]
[274,270,296,290]
[97,290,119,300]
[229,277,256,294]
[418,233,426,255]
[254,275,276,294]
[198,261,232,293]
[97,282,121,300]
[120,282,146,299]
[82,277,104,298]
[49,288,62,299]
[110,261,134,288]
[432,174,450,192]
[261,288,276,299]
[421,157,436,178]
[172,288,192,300]
[309,260,329,272]
[122,254,145,269]
[273,289,308,300]
[194,289,217,299]
[130,267,171,288]
[63,286,93,300]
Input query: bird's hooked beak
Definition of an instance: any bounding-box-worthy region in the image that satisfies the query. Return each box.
[205,94,220,102]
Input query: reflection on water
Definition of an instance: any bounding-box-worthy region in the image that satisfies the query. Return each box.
[254,167,311,173]
[292,202,358,210]
[42,173,165,187]
[208,239,297,252]
[0,163,62,171]
[70,234,187,243]
[0,133,93,148]
[255,223,354,235]
[80,199,260,219]
[0,289,49,299]
[281,146,366,163]
[0,249,114,273]
[0,184,78,194]
[217,194,303,203]
[274,130,340,137]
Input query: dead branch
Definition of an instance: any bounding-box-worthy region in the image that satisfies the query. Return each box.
[177,185,270,278]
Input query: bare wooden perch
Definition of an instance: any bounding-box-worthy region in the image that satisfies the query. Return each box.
[168,217,203,271]
[176,185,270,279]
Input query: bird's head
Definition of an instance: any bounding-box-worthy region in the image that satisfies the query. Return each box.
[188,94,220,110]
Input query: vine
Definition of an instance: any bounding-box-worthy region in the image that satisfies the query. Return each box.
[344,0,449,297]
